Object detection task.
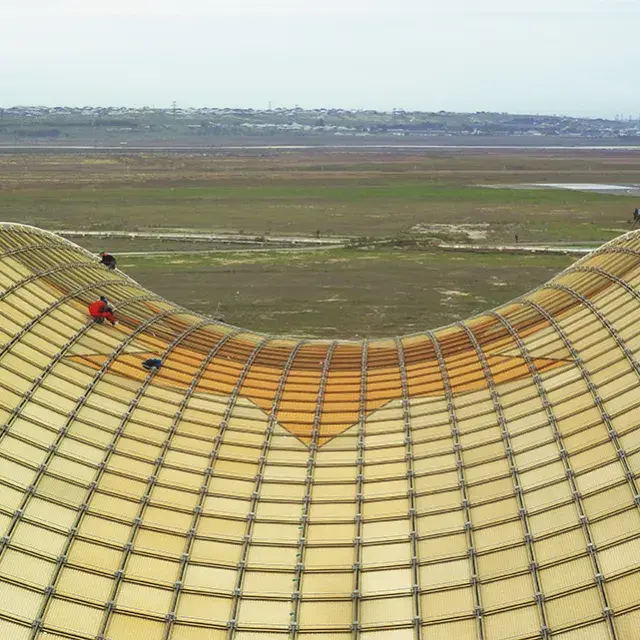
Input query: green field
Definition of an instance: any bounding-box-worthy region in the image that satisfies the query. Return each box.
[0,148,634,336]
[1,182,632,241]
[1,149,637,244]
[117,249,573,338]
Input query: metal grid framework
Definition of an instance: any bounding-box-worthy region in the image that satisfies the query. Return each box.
[0,223,640,640]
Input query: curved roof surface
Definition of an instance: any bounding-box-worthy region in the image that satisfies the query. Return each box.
[1,223,640,640]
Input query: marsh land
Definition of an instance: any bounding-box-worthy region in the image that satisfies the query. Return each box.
[1,146,638,337]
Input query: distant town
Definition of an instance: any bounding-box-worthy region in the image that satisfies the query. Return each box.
[1,105,639,146]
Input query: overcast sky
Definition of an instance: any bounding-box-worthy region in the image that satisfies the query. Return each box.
[2,0,639,117]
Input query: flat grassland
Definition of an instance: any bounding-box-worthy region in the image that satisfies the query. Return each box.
[117,250,573,338]
[1,147,637,337]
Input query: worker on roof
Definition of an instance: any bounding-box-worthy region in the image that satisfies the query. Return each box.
[99,252,117,270]
[88,296,118,326]
[142,358,162,372]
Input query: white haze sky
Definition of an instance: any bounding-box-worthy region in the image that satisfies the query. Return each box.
[2,0,639,117]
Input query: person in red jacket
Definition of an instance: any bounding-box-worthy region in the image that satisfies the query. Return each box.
[88,296,118,326]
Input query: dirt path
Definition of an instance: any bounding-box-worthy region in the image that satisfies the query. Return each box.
[436,243,591,256]
[115,246,340,257]
[56,228,595,257]
[116,243,592,258]
[55,229,347,246]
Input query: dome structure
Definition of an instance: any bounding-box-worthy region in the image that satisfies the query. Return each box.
[0,222,640,640]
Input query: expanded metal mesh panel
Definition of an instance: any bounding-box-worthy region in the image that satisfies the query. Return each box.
[0,223,640,639]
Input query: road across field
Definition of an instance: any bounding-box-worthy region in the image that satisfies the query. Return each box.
[55,229,595,257]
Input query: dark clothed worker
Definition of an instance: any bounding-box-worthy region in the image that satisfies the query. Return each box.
[88,296,118,326]
[100,252,117,270]
[142,358,163,372]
